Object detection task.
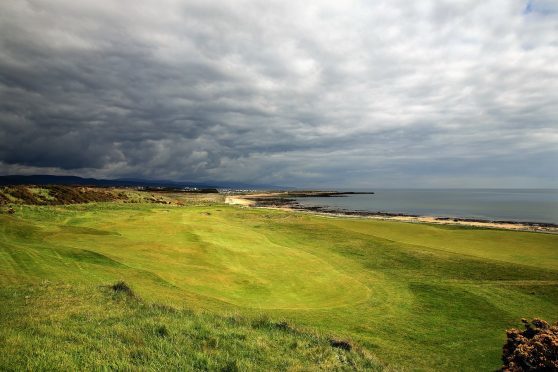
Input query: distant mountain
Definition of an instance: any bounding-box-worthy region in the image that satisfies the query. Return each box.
[0,175,288,190]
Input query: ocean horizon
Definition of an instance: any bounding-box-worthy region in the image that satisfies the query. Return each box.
[294,188,558,224]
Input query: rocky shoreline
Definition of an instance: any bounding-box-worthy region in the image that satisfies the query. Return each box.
[234,193,558,233]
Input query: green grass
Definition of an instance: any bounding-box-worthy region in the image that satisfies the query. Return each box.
[1,202,557,370]
[0,282,380,370]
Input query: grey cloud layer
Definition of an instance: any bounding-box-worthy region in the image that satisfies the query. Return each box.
[1,0,557,187]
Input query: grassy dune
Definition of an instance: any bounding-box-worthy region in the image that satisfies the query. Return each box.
[1,200,558,370]
[0,283,380,370]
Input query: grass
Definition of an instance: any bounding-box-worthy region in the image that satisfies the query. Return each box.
[1,198,557,370]
[0,282,379,370]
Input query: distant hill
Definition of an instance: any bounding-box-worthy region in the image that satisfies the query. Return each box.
[0,175,288,190]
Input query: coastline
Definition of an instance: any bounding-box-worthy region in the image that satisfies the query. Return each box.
[225,192,558,234]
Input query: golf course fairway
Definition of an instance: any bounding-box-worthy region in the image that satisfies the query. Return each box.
[1,202,557,370]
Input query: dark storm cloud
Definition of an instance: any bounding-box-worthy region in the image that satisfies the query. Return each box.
[0,0,557,187]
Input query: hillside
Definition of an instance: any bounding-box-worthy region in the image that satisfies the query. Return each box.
[1,188,557,370]
[1,282,379,370]
[0,185,223,206]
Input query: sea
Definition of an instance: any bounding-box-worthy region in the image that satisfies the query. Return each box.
[293,189,558,224]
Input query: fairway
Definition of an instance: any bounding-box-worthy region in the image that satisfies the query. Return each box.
[1,202,558,370]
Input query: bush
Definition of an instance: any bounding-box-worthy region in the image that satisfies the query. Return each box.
[502,318,558,371]
[155,324,169,338]
[47,186,116,204]
[329,338,353,351]
[7,186,41,204]
[110,281,135,297]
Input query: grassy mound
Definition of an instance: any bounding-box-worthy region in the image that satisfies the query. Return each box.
[0,185,224,207]
[0,185,122,205]
[0,282,380,370]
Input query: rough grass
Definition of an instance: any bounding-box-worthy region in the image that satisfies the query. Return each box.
[0,185,225,206]
[0,282,381,371]
[0,185,120,205]
[0,201,557,370]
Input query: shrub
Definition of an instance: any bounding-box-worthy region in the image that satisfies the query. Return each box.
[155,324,169,338]
[110,281,135,297]
[47,186,115,204]
[7,186,40,204]
[329,338,353,351]
[502,318,558,371]
[0,190,12,205]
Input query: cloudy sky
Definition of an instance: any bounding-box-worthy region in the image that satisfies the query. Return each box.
[0,0,557,188]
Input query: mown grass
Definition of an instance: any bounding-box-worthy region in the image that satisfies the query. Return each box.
[1,200,557,370]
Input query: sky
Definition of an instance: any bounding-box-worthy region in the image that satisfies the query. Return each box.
[0,0,557,188]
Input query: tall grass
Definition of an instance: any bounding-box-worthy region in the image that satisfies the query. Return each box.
[0,282,381,370]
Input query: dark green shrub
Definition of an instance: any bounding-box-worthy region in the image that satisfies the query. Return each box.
[155,324,169,337]
[329,338,352,351]
[111,281,135,297]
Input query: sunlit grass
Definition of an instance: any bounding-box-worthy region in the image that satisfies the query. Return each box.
[1,201,557,370]
[0,282,380,370]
